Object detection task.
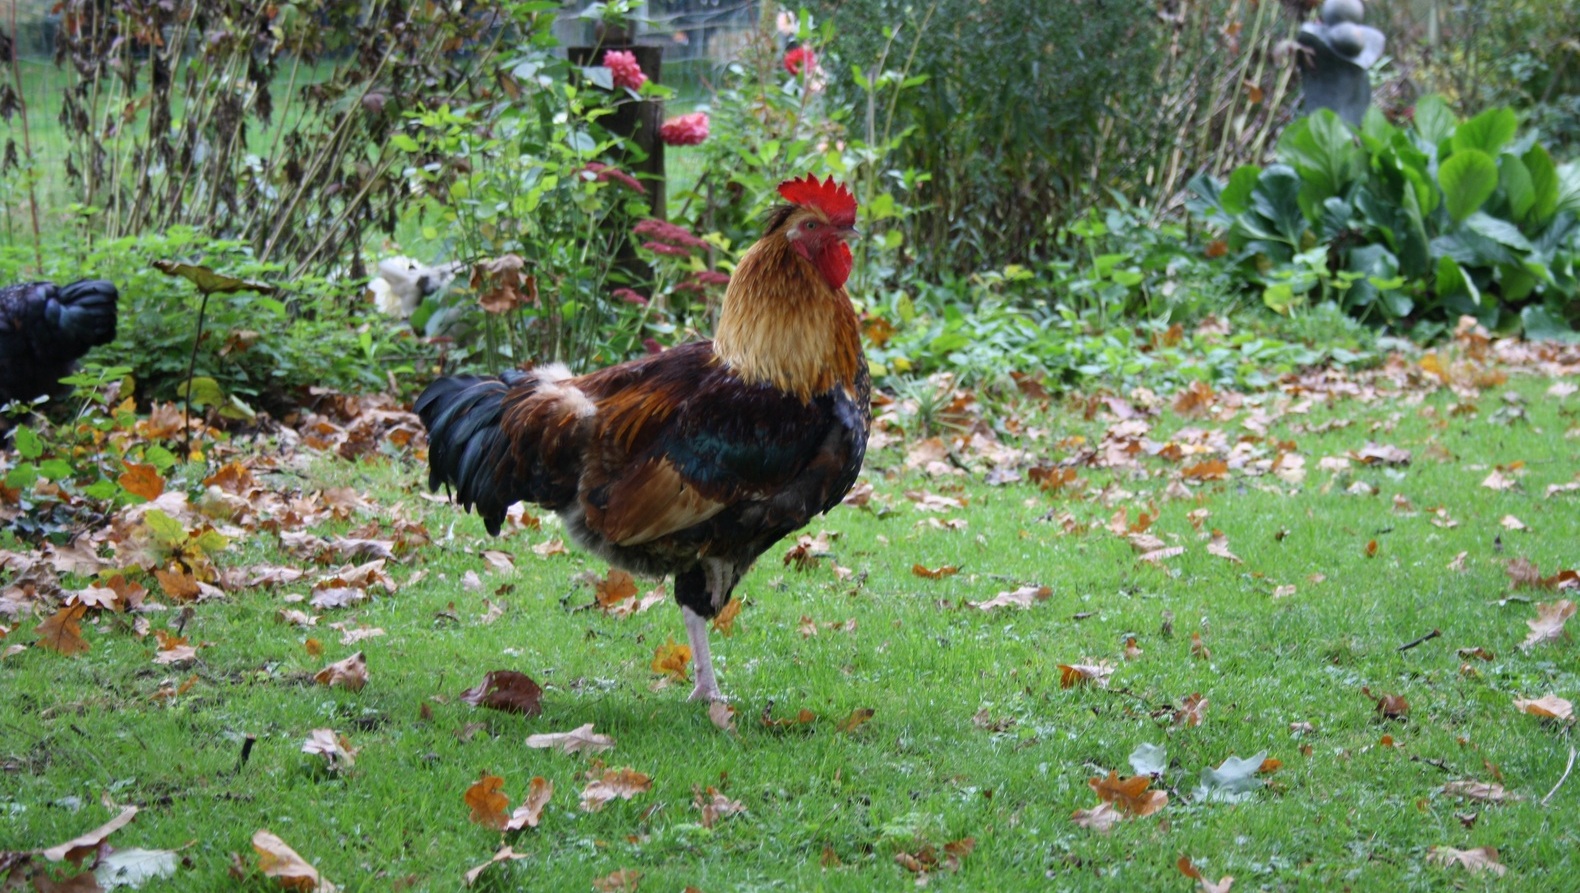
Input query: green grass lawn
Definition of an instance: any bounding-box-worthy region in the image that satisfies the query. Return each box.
[2,352,1578,890]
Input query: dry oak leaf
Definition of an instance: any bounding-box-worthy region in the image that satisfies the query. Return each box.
[1176,693,1209,728]
[579,766,653,812]
[1182,458,1229,480]
[710,598,743,637]
[1058,662,1115,690]
[464,845,529,887]
[1178,855,1235,893]
[314,651,367,692]
[591,868,642,892]
[1089,771,1168,816]
[1138,546,1185,565]
[118,462,166,501]
[302,729,358,772]
[1352,443,1411,465]
[1427,845,1506,876]
[760,706,817,729]
[1441,780,1516,802]
[967,585,1051,611]
[650,640,692,681]
[465,774,511,830]
[531,538,568,558]
[35,603,90,657]
[593,568,637,607]
[480,550,516,574]
[694,786,747,828]
[152,644,198,666]
[253,829,338,892]
[1190,632,1211,660]
[708,700,737,733]
[1513,694,1574,722]
[911,563,959,580]
[504,777,553,831]
[1370,690,1409,719]
[1521,599,1576,650]
[460,670,543,717]
[836,707,876,733]
[1070,801,1123,833]
[525,722,615,755]
[1206,530,1242,564]
[1481,468,1520,491]
[42,805,139,863]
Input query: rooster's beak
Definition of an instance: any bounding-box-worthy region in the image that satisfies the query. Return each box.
[840,226,860,242]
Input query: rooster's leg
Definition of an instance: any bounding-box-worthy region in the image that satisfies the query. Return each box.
[681,606,723,702]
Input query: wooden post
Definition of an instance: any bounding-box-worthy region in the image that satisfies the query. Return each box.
[568,41,666,219]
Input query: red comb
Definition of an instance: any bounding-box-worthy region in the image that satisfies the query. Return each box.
[777,174,857,227]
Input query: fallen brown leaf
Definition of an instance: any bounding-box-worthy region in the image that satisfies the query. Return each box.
[464,774,510,830]
[42,806,139,864]
[463,845,529,887]
[1058,662,1114,689]
[650,640,691,682]
[1513,694,1574,722]
[1521,599,1576,650]
[313,651,367,692]
[34,603,90,657]
[591,868,641,892]
[525,723,614,755]
[1427,845,1505,876]
[694,785,747,828]
[460,669,543,717]
[504,777,553,832]
[301,729,358,773]
[836,707,876,733]
[580,766,652,812]
[253,829,337,891]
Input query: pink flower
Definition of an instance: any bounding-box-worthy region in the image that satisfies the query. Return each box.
[643,337,664,354]
[633,218,709,250]
[612,287,649,307]
[603,50,647,91]
[642,241,692,258]
[658,112,710,146]
[582,161,646,194]
[675,270,731,293]
[784,46,816,76]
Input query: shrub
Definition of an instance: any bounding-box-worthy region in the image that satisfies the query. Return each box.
[18,0,532,277]
[0,231,420,418]
[1189,104,1580,337]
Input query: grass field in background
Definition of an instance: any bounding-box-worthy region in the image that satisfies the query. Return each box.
[2,358,1577,890]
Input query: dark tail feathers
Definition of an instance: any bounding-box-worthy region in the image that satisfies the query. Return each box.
[416,371,528,535]
[46,280,119,347]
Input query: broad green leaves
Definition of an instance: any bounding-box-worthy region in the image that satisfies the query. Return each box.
[1438,150,1498,222]
[1195,96,1577,335]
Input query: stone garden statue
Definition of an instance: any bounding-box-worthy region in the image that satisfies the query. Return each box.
[1296,0,1386,126]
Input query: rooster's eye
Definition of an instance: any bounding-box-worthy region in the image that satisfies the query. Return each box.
[804,221,819,230]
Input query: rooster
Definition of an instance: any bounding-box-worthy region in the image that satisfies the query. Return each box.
[418,174,869,702]
[0,279,119,406]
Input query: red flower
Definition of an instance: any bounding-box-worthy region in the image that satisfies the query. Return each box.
[603,50,647,91]
[582,161,646,194]
[658,112,710,146]
[784,46,816,76]
[611,287,649,306]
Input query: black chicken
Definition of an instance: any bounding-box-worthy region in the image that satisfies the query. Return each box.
[0,280,120,405]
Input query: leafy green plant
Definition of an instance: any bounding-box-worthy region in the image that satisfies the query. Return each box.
[1190,103,1580,336]
[0,231,424,416]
